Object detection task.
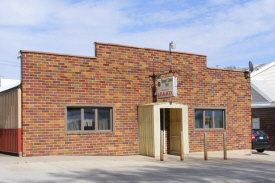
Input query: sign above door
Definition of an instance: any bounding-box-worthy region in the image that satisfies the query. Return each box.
[157,76,177,98]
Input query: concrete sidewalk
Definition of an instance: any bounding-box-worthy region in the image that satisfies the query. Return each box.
[1,150,275,171]
[1,151,275,182]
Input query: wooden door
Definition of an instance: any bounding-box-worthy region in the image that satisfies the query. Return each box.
[170,108,182,155]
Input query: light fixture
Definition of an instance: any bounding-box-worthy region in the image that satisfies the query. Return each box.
[170,41,176,49]
[17,52,22,59]
[169,41,176,72]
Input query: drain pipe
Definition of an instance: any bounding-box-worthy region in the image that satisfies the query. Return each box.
[17,51,22,157]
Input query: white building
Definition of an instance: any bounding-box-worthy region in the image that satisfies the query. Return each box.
[249,62,275,151]
[251,62,275,108]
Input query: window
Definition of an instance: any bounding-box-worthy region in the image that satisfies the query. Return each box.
[252,118,260,129]
[65,105,114,132]
[194,108,226,129]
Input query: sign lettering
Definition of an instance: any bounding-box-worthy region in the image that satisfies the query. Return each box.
[156,76,177,98]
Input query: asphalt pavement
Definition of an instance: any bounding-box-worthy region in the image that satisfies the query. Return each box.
[1,150,275,183]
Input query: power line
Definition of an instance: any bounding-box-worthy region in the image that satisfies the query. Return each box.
[0,63,20,67]
[0,60,20,64]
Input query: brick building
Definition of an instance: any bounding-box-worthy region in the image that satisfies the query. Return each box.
[0,42,251,157]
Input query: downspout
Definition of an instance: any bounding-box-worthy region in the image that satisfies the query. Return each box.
[17,51,23,157]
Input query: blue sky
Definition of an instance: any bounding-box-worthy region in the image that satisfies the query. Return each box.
[1,0,275,79]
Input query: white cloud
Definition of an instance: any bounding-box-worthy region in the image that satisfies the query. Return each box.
[0,0,56,26]
[1,0,275,79]
[53,1,132,30]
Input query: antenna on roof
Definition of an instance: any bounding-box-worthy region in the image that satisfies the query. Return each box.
[245,61,253,79]
[249,61,253,72]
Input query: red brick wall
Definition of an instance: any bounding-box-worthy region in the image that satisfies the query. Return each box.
[21,42,251,156]
[252,108,275,150]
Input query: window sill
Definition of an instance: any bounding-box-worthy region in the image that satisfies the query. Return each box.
[66,131,114,135]
[193,129,226,132]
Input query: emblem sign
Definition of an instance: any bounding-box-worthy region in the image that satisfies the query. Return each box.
[156,76,177,98]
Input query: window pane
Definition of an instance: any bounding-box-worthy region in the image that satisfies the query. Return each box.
[214,110,223,128]
[205,110,213,128]
[84,108,95,130]
[67,108,81,131]
[195,110,203,128]
[98,108,111,130]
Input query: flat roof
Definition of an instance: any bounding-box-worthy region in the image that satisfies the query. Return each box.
[20,50,97,59]
[95,42,207,57]
[207,67,246,73]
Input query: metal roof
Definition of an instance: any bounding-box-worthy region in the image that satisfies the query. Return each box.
[0,79,21,92]
[250,62,275,108]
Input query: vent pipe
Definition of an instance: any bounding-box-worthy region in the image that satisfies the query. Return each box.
[17,51,22,82]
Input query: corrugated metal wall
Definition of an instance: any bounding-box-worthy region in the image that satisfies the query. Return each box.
[138,105,155,157]
[138,102,188,157]
[0,88,21,154]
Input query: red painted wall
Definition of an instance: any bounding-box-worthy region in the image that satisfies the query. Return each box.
[0,129,22,154]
